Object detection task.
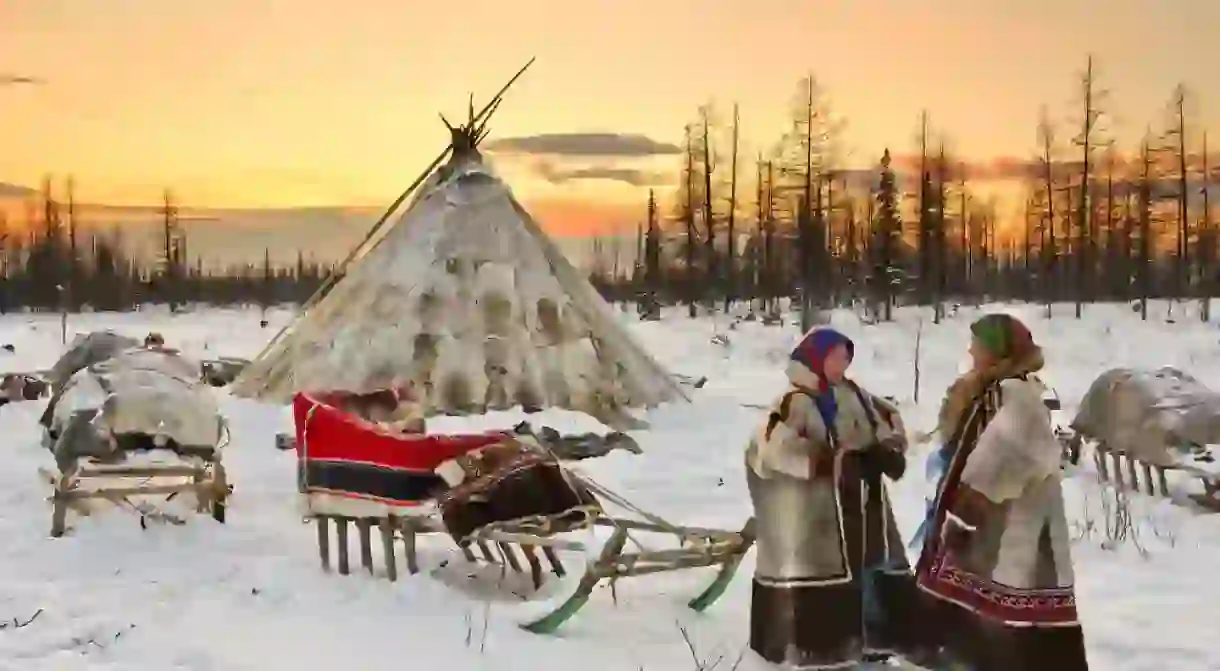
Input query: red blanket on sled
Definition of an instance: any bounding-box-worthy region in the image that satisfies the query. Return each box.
[292,392,508,508]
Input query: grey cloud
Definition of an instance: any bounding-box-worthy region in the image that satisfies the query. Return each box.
[530,161,666,187]
[0,74,45,86]
[485,132,681,157]
[0,182,36,197]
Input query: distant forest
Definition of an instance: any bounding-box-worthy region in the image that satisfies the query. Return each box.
[1,55,1216,324]
[0,179,337,313]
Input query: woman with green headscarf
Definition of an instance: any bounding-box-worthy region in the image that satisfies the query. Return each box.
[914,314,1088,670]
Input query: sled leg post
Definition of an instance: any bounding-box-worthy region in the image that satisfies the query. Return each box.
[542,546,566,577]
[51,497,67,538]
[400,518,419,575]
[1126,455,1140,492]
[1141,462,1156,496]
[1157,467,1170,497]
[521,526,629,634]
[1112,452,1125,490]
[317,516,331,572]
[357,519,374,574]
[477,541,497,563]
[460,544,478,563]
[336,517,351,575]
[192,468,207,513]
[498,543,524,572]
[520,544,544,589]
[211,462,228,523]
[380,518,397,582]
[51,488,70,538]
[1095,443,1110,481]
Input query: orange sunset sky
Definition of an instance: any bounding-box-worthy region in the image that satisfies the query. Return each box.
[3,0,1219,240]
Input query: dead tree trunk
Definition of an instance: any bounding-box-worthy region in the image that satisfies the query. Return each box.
[1072,55,1099,319]
[1038,108,1058,319]
[700,106,716,313]
[1201,132,1213,321]
[683,125,697,318]
[724,103,739,314]
[1138,133,1154,321]
[1172,85,1190,307]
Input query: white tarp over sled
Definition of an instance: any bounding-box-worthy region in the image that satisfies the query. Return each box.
[47,331,141,394]
[49,347,223,452]
[1070,366,1220,467]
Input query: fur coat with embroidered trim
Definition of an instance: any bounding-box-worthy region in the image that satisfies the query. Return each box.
[746,359,903,480]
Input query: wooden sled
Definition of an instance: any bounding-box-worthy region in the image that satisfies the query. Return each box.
[1068,367,1220,511]
[294,392,753,633]
[45,457,229,537]
[310,490,755,634]
[1087,440,1220,512]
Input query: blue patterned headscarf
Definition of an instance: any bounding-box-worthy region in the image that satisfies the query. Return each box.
[790,328,854,427]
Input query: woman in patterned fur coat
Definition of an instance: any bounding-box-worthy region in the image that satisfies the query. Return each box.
[915,314,1088,670]
[744,327,931,669]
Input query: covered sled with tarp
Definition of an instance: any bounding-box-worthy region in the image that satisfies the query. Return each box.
[1069,366,1220,510]
[39,334,231,536]
[45,331,141,394]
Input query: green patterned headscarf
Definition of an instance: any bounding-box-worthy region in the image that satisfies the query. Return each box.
[969,313,1034,361]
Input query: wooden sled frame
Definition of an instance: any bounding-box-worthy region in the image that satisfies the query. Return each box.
[311,504,755,634]
[48,459,230,537]
[1080,438,1220,512]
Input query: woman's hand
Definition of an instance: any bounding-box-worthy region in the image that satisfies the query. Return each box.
[866,438,907,480]
[809,444,836,479]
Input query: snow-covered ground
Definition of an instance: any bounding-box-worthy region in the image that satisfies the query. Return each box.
[0,301,1218,670]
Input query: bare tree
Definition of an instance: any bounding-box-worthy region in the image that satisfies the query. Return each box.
[914,111,934,306]
[724,103,740,313]
[1037,106,1059,318]
[1137,131,1156,320]
[1069,54,1110,318]
[160,189,180,312]
[680,124,698,317]
[1200,132,1213,321]
[1163,84,1193,305]
[931,140,951,322]
[781,75,843,330]
[698,104,717,312]
[66,176,79,312]
[643,190,662,319]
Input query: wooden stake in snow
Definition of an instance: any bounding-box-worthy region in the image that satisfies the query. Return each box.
[912,317,924,404]
[56,284,66,345]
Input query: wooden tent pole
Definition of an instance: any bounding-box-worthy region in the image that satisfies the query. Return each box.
[243,57,536,368]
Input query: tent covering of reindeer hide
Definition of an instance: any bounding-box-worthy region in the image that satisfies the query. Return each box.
[230,147,686,425]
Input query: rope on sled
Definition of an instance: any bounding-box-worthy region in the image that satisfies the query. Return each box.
[569,472,685,540]
[514,435,651,553]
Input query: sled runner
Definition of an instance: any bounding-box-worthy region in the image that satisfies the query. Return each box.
[293,391,754,633]
[1067,366,1220,511]
[39,336,231,536]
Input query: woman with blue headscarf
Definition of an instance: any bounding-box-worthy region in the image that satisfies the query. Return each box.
[744,327,932,669]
